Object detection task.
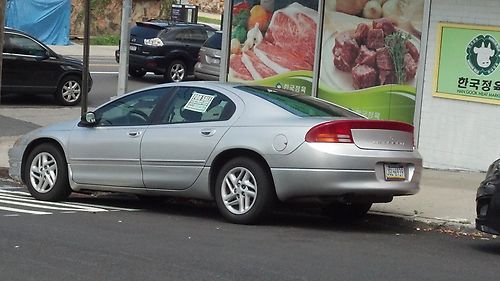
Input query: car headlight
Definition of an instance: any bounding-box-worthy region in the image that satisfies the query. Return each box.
[143,37,164,47]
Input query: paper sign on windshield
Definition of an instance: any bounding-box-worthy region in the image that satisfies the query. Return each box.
[183,92,215,113]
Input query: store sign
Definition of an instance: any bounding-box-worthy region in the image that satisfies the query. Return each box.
[434,23,500,105]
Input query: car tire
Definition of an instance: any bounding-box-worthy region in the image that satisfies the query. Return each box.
[129,68,146,78]
[24,143,71,201]
[55,75,82,106]
[164,60,186,82]
[215,157,276,224]
[322,203,372,220]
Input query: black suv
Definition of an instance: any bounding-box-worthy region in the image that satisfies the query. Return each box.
[116,21,216,82]
[2,27,92,106]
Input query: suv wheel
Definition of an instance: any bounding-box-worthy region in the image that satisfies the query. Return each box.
[129,68,146,78]
[56,75,82,106]
[165,60,186,82]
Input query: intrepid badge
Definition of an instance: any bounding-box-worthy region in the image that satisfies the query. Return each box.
[466,35,500,75]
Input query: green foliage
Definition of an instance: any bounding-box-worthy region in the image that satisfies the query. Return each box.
[159,0,175,18]
[232,25,247,43]
[89,35,120,45]
[385,31,410,84]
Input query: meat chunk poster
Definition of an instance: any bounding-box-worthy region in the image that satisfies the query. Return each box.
[228,0,319,94]
[318,0,425,124]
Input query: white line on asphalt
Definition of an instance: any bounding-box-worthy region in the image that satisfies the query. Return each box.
[0,190,31,196]
[0,199,108,212]
[67,201,142,212]
[90,71,118,74]
[0,194,108,212]
[4,214,19,217]
[0,206,51,215]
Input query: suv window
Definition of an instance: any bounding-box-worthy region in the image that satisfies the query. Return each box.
[130,25,162,39]
[203,32,222,50]
[4,33,46,56]
[236,86,361,118]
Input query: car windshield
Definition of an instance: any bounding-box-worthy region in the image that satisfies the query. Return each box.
[203,32,222,50]
[236,86,361,118]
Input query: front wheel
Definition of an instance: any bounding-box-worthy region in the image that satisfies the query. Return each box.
[24,144,71,201]
[55,75,82,106]
[164,60,186,82]
[215,157,276,224]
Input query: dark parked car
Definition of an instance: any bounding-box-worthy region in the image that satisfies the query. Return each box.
[476,159,500,235]
[2,27,91,106]
[116,21,216,82]
[194,31,222,81]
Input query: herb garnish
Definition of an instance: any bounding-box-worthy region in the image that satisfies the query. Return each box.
[385,31,410,84]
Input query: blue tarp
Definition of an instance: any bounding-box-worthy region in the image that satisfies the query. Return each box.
[6,0,71,45]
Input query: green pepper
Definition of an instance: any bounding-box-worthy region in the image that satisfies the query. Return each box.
[232,24,247,43]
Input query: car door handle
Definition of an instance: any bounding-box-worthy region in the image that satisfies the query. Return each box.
[200,129,216,137]
[128,131,143,138]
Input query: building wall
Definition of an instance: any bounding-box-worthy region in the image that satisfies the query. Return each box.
[418,0,500,171]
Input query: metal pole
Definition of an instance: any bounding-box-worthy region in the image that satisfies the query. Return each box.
[117,0,132,96]
[0,0,6,105]
[81,0,90,115]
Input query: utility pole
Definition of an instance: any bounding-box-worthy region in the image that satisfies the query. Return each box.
[81,0,91,115]
[117,0,132,96]
[0,0,6,105]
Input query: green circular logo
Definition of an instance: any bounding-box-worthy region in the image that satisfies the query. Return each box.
[466,35,500,75]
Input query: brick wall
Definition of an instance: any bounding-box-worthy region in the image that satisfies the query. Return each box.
[418,0,500,171]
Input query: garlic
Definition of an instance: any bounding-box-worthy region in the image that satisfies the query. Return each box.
[242,23,263,52]
[382,0,401,19]
[363,1,383,19]
[230,38,241,54]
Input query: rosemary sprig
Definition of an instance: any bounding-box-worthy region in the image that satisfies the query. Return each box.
[385,31,410,84]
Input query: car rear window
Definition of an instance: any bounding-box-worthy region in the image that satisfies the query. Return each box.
[131,25,163,39]
[203,32,222,50]
[235,86,361,118]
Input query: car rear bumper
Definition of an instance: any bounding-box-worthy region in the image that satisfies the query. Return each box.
[194,62,219,81]
[271,167,420,201]
[115,50,166,73]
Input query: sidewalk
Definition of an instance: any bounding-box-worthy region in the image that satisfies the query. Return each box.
[0,44,487,233]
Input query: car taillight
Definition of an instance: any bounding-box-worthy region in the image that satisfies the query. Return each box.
[305,120,414,143]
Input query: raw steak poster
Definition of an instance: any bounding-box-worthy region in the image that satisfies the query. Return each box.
[318,0,425,124]
[228,0,319,94]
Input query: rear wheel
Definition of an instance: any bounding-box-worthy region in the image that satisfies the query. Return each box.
[215,157,276,224]
[323,203,372,220]
[129,67,146,78]
[164,60,186,82]
[55,75,82,106]
[24,144,71,201]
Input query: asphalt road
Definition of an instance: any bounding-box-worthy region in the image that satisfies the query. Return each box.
[0,184,498,281]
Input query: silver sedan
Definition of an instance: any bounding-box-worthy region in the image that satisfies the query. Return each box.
[9,82,422,224]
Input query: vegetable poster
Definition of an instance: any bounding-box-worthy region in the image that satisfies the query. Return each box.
[227,0,319,94]
[318,0,425,124]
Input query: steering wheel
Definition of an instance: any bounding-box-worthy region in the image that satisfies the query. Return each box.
[127,109,149,123]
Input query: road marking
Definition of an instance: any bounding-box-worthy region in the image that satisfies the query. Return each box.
[90,71,118,74]
[0,190,31,196]
[68,201,142,212]
[0,205,51,215]
[0,194,108,212]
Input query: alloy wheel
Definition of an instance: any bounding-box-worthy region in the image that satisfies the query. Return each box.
[29,152,58,194]
[61,80,81,103]
[221,167,258,215]
[169,63,185,82]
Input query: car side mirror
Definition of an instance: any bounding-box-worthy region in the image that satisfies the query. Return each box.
[36,50,51,60]
[79,112,98,127]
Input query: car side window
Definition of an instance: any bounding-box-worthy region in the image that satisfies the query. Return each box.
[158,87,235,124]
[191,29,207,43]
[175,29,192,42]
[4,33,46,56]
[94,88,166,127]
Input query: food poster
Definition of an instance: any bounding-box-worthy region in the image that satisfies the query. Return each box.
[227,0,319,94]
[433,23,500,105]
[318,0,425,124]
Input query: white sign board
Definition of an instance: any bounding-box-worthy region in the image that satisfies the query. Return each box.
[183,92,215,113]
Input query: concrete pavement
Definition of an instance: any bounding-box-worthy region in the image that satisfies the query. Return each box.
[0,44,489,234]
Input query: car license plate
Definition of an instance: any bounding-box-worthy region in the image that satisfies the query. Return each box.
[130,45,137,51]
[384,164,406,181]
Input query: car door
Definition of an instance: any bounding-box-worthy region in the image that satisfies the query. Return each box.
[2,32,60,93]
[67,88,167,187]
[141,86,237,190]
